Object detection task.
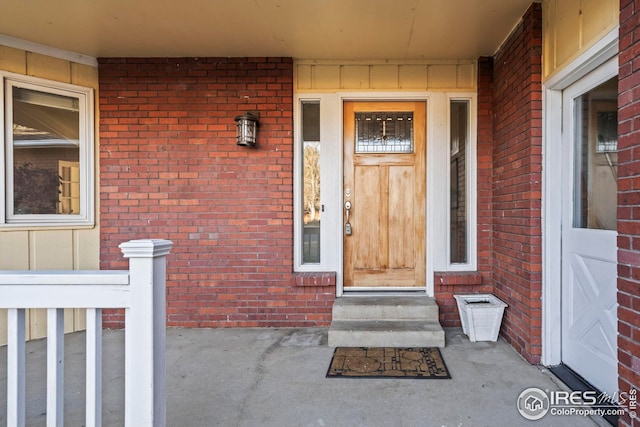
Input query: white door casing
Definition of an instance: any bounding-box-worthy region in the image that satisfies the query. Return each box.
[293,91,477,296]
[541,27,618,368]
[560,64,618,397]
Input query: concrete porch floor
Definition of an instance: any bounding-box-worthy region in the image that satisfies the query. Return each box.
[0,328,608,427]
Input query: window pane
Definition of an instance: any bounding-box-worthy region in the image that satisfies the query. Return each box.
[355,112,413,153]
[302,102,320,263]
[12,87,80,215]
[573,78,618,230]
[450,101,468,263]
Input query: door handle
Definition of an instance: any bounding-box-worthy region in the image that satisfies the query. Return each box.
[345,201,352,235]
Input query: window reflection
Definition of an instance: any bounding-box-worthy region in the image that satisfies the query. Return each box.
[573,78,618,230]
[12,87,80,215]
[450,101,468,263]
[302,102,321,263]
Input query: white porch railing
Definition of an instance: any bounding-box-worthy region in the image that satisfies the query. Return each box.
[0,239,173,427]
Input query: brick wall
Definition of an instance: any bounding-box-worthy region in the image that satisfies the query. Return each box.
[476,56,495,288]
[618,1,640,425]
[98,57,335,328]
[490,3,543,364]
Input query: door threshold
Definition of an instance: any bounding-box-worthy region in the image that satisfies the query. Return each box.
[549,364,618,426]
[341,289,429,297]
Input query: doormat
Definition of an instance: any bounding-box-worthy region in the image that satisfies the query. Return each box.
[326,347,451,379]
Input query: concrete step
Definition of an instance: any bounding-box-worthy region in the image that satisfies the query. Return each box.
[328,296,445,348]
[328,320,445,348]
[331,296,440,321]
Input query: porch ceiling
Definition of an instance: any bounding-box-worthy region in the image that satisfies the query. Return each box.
[1,0,534,60]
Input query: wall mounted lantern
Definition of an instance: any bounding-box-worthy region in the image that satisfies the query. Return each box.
[234,112,259,147]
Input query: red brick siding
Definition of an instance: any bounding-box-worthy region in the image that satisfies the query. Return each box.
[434,57,495,327]
[98,57,335,328]
[491,3,543,364]
[476,56,495,288]
[618,1,640,425]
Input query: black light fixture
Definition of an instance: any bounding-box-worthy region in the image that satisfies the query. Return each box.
[234,112,259,147]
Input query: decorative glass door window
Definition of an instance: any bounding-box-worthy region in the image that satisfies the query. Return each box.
[355,112,413,153]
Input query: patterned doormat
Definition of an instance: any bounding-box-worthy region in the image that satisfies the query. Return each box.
[326,347,451,379]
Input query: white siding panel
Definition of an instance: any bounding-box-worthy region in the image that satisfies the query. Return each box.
[296,64,312,90]
[542,0,618,81]
[399,65,428,89]
[370,65,398,89]
[342,65,370,89]
[295,61,477,93]
[314,65,341,89]
[428,64,458,89]
[457,63,476,90]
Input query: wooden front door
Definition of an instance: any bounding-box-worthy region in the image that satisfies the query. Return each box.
[343,101,426,289]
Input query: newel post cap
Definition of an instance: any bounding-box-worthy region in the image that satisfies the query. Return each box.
[119,239,173,258]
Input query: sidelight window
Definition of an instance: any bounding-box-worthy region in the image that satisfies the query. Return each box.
[302,101,321,263]
[450,100,469,264]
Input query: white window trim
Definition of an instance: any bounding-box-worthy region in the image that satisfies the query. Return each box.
[1,71,95,228]
[293,96,319,270]
[446,94,478,271]
[294,94,342,276]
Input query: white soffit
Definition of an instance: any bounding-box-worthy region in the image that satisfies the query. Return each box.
[0,0,533,61]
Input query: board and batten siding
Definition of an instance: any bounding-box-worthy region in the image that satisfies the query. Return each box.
[542,0,619,81]
[295,60,477,92]
[0,45,100,345]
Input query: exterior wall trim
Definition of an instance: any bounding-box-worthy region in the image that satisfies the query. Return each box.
[0,34,98,67]
[541,27,619,366]
[294,60,477,93]
[543,28,618,87]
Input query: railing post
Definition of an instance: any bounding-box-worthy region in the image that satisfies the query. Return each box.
[119,239,173,427]
[85,308,103,427]
[46,308,64,427]
[7,308,26,427]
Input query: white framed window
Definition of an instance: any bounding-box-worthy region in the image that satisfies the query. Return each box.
[293,94,342,273]
[1,72,94,227]
[447,95,477,270]
[301,101,322,264]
